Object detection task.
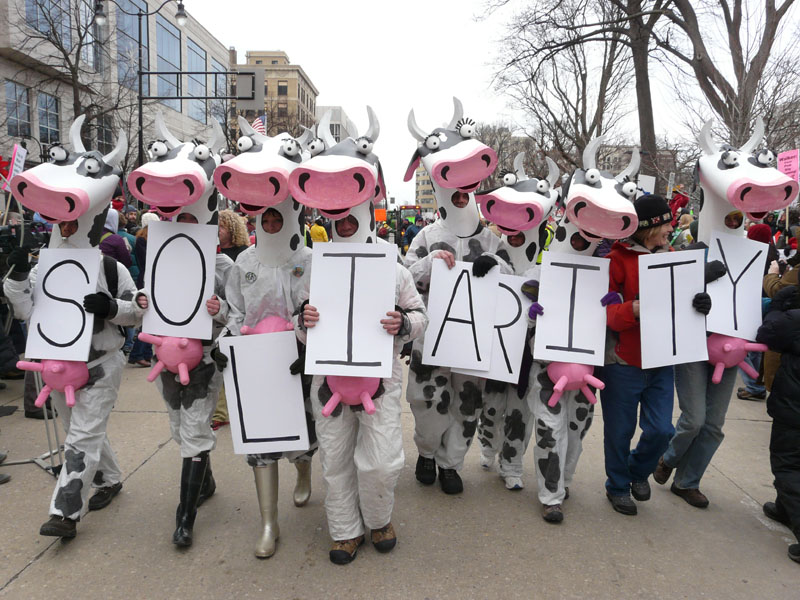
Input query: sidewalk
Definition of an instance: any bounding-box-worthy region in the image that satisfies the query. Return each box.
[0,363,797,599]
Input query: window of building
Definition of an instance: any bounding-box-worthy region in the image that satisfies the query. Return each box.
[156,15,181,111]
[79,2,99,71]
[255,60,262,64]
[210,57,228,126]
[277,80,288,96]
[277,103,288,118]
[38,92,59,145]
[332,123,341,143]
[117,0,149,93]
[26,0,71,48]
[264,84,268,96]
[271,60,278,65]
[97,114,114,154]
[6,81,31,137]
[187,38,206,123]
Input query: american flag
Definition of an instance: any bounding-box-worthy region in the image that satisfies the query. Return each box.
[251,115,267,134]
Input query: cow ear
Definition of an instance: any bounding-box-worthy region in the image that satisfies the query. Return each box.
[376,161,388,202]
[404,151,421,182]
[208,119,226,154]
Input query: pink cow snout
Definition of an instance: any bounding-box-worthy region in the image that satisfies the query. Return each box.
[127,169,206,214]
[706,333,768,384]
[17,360,90,408]
[546,362,604,407]
[727,176,799,220]
[477,193,545,235]
[240,316,294,335]
[289,165,377,214]
[321,376,381,417]
[566,195,638,239]
[213,164,290,213]
[137,333,204,386]
[430,146,498,192]
[12,172,90,223]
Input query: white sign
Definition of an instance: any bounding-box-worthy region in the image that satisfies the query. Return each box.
[26,248,101,360]
[453,274,533,383]
[533,253,610,366]
[220,332,309,454]
[639,249,708,369]
[422,259,499,370]
[143,221,217,339]
[706,231,767,341]
[305,242,396,378]
[637,174,656,198]
[2,144,27,191]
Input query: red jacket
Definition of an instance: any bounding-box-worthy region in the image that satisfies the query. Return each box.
[606,240,673,368]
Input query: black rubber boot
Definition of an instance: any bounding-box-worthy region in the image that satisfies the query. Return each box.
[197,456,216,507]
[173,452,208,547]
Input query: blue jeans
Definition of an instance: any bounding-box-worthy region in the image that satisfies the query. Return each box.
[739,351,765,394]
[128,337,152,362]
[600,363,675,496]
[662,361,737,489]
[123,327,135,352]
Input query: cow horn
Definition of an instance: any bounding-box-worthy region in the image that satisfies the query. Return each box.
[699,120,717,155]
[513,152,528,181]
[447,97,463,130]
[297,125,314,146]
[70,114,86,153]
[155,111,181,149]
[740,116,765,155]
[102,129,128,168]
[208,119,225,153]
[616,147,640,182]
[318,109,336,149]
[545,156,560,187]
[407,109,427,142]
[582,135,605,170]
[365,105,380,142]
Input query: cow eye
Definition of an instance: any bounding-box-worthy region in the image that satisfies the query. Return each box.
[585,168,601,185]
[722,151,739,167]
[424,134,440,151]
[501,172,517,186]
[193,144,211,161]
[621,180,637,198]
[282,138,301,157]
[456,117,476,138]
[150,140,168,158]
[355,136,373,155]
[536,179,550,194]
[308,138,325,156]
[83,157,101,174]
[49,146,67,162]
[757,149,776,166]
[237,136,254,152]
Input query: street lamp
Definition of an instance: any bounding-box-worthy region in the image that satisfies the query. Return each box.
[92,0,187,167]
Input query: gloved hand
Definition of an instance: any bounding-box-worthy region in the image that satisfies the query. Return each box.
[692,292,712,315]
[289,357,303,375]
[471,255,498,277]
[528,302,544,320]
[704,260,727,284]
[83,292,116,319]
[521,279,539,301]
[600,292,623,306]
[210,346,228,372]
[7,247,30,274]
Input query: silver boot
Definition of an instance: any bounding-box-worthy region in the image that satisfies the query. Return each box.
[253,463,279,558]
[293,460,312,507]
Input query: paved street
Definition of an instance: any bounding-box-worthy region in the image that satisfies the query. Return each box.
[0,363,797,599]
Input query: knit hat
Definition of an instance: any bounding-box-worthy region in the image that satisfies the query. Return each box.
[141,212,160,227]
[634,194,672,230]
[747,223,772,245]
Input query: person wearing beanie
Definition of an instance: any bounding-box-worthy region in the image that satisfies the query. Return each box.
[601,195,712,516]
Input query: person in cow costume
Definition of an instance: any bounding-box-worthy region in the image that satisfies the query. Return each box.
[403,97,513,495]
[5,115,143,538]
[126,113,234,547]
[473,152,559,491]
[213,116,317,559]
[290,108,428,565]
[653,119,799,508]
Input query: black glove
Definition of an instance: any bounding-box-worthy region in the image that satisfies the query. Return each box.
[289,357,304,375]
[83,292,116,319]
[692,292,712,315]
[704,260,727,284]
[472,255,498,277]
[7,247,30,274]
[210,346,228,372]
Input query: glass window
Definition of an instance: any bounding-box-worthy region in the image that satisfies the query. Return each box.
[6,81,31,137]
[156,15,181,111]
[79,2,99,71]
[271,60,278,65]
[210,58,228,126]
[97,114,114,154]
[187,38,206,123]
[38,92,59,144]
[277,80,287,96]
[26,0,71,48]
[277,103,288,118]
[117,0,149,94]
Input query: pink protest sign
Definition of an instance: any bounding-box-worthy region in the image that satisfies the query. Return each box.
[778,149,799,182]
[1,144,27,191]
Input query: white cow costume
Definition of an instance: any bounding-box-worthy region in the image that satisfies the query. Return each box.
[126,113,233,547]
[214,117,317,559]
[4,115,143,537]
[402,98,512,495]
[474,153,559,490]
[289,108,428,564]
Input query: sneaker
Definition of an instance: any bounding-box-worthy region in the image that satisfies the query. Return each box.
[329,535,365,565]
[789,544,800,564]
[88,482,122,511]
[737,389,766,401]
[479,450,495,470]
[39,515,77,538]
[211,420,229,431]
[414,455,436,485]
[542,504,564,523]
[438,468,463,494]
[370,523,397,553]
[503,476,524,491]
[763,502,792,527]
[653,457,673,485]
[670,483,709,508]
[607,493,637,516]
[631,480,651,501]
